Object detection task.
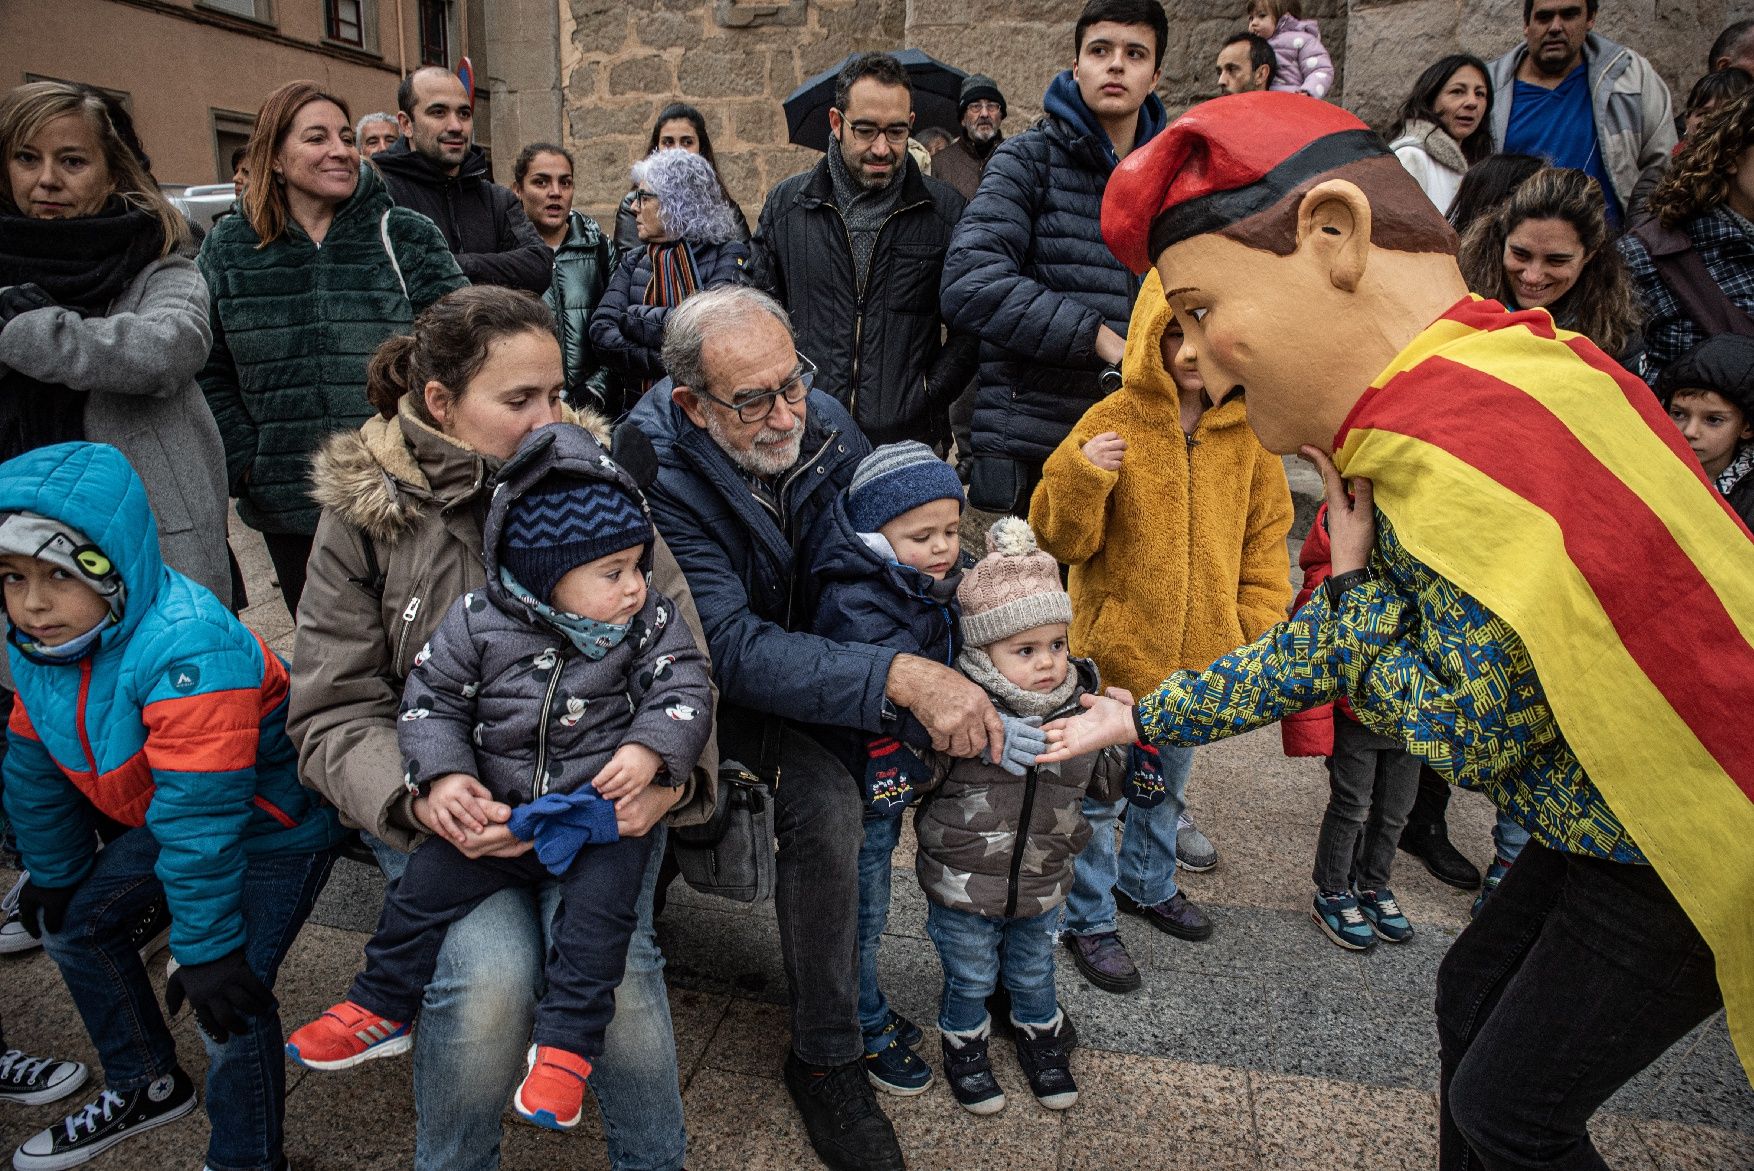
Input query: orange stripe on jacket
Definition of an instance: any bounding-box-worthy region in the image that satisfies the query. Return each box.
[143,687,265,775]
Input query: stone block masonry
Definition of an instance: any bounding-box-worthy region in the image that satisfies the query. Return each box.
[555,0,1732,232]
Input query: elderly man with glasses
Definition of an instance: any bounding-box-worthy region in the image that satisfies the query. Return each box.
[750,51,977,451]
[627,286,1003,1171]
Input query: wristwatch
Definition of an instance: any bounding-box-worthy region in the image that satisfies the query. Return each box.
[1324,568,1370,606]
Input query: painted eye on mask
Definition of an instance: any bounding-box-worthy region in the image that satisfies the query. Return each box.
[75,548,112,579]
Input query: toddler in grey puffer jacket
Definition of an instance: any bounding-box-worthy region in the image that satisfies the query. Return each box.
[286,424,712,1133]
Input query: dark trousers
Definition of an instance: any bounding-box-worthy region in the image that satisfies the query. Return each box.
[260,531,314,619]
[351,832,655,1057]
[1437,841,1722,1170]
[1404,765,1453,837]
[771,727,865,1066]
[1312,713,1420,894]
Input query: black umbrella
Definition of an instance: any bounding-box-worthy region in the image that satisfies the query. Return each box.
[783,49,969,151]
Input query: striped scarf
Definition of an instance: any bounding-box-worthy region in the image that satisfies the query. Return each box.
[641,241,700,394]
[1334,295,1754,1081]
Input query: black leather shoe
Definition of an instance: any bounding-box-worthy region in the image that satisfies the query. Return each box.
[1400,825,1481,890]
[783,1052,905,1171]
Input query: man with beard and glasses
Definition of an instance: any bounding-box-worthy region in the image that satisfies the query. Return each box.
[751,52,975,450]
[1485,0,1674,227]
[374,65,552,293]
[628,286,1005,1171]
[932,75,1008,201]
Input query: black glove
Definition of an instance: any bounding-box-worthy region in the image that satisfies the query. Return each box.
[1123,740,1168,808]
[165,948,275,1042]
[16,880,76,939]
[863,736,928,814]
[0,283,57,325]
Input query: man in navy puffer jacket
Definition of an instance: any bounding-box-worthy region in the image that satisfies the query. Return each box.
[940,0,1169,514]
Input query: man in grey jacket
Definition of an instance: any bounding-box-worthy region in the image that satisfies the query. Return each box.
[1486,0,1674,226]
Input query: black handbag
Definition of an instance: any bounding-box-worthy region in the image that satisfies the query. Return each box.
[670,761,777,903]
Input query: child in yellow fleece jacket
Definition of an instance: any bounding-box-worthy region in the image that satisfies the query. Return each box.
[1030,268,1293,987]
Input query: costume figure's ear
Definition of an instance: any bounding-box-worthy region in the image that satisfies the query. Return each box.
[1296,179,1373,294]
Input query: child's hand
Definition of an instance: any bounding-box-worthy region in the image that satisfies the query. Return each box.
[592,743,662,801]
[1082,432,1127,471]
[421,774,501,848]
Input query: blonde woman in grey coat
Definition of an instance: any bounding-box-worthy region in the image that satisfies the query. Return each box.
[0,81,229,603]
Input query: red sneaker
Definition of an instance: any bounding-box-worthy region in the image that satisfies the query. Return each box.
[513,1044,594,1130]
[285,1001,410,1071]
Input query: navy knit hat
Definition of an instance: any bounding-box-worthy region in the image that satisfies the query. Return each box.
[500,476,652,605]
[846,442,964,533]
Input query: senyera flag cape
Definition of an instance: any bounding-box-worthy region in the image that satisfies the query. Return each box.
[1334,295,1754,1081]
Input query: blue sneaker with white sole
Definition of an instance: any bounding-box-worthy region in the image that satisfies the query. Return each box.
[863,1017,932,1096]
[1311,890,1377,951]
[1357,888,1414,943]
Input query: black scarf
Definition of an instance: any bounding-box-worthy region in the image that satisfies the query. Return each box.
[0,198,165,460]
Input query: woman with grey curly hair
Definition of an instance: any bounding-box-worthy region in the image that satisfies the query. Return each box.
[588,149,748,405]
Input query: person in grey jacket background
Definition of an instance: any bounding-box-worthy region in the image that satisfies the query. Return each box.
[1486,1,1675,225]
[0,80,230,603]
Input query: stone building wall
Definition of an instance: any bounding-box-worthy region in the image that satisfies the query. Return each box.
[553,0,1733,226]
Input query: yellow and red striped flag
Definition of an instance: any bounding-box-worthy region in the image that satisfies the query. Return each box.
[1334,296,1754,1081]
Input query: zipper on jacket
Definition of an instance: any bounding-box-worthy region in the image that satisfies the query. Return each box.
[530,652,567,797]
[826,199,929,416]
[777,429,837,522]
[393,594,423,670]
[1005,766,1039,919]
[75,661,99,780]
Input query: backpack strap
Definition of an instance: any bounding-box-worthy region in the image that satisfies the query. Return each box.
[347,527,387,599]
[1631,219,1754,339]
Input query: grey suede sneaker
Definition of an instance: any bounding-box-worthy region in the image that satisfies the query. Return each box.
[1176,812,1218,872]
[1063,931,1141,993]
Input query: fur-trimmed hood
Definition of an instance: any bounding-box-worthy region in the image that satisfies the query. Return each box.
[308,394,611,543]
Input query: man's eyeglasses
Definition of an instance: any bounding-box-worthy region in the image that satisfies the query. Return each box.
[839,116,912,147]
[697,354,817,424]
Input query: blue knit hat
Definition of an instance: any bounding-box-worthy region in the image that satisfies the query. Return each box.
[846,442,964,533]
[500,476,652,605]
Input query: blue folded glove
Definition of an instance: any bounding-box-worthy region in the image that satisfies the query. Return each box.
[982,714,1047,777]
[1124,740,1168,807]
[507,786,621,876]
[864,736,928,814]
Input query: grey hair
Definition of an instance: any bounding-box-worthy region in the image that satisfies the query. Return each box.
[662,286,794,393]
[356,111,397,140]
[632,148,740,244]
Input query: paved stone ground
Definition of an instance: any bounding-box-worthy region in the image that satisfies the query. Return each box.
[2,501,1751,1170]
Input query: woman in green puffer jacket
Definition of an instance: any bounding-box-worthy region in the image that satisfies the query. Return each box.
[196,80,464,616]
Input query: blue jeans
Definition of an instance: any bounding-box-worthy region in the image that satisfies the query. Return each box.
[926,901,1060,1033]
[1492,811,1531,865]
[855,807,904,1044]
[39,827,334,1171]
[1063,743,1195,935]
[368,823,684,1171]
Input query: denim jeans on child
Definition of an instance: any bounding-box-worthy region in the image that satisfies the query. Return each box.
[1312,714,1421,894]
[368,823,685,1171]
[926,901,1061,1032]
[1063,743,1195,935]
[856,806,905,1042]
[39,826,334,1171]
[1492,811,1532,865]
[1437,842,1721,1171]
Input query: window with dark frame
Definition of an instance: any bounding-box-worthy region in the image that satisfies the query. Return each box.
[418,0,449,67]
[326,0,363,45]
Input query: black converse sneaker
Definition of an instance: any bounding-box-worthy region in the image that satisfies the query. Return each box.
[11,1067,196,1170]
[125,897,172,964]
[0,1049,88,1107]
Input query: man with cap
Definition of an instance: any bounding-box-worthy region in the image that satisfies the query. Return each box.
[933,75,1008,201]
[750,50,977,451]
[940,0,1169,515]
[1037,89,1753,1168]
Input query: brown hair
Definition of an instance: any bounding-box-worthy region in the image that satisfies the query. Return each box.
[243,81,353,247]
[365,286,557,421]
[1455,167,1639,357]
[1216,155,1458,258]
[1647,89,1754,229]
[0,81,187,256]
[1246,0,1299,22]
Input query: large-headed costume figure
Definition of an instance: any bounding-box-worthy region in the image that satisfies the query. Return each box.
[1044,92,1754,1166]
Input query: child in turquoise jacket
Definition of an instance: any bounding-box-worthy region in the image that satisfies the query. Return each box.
[0,441,341,1171]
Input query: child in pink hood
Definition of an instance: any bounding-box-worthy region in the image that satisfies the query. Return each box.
[1247,0,1334,100]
